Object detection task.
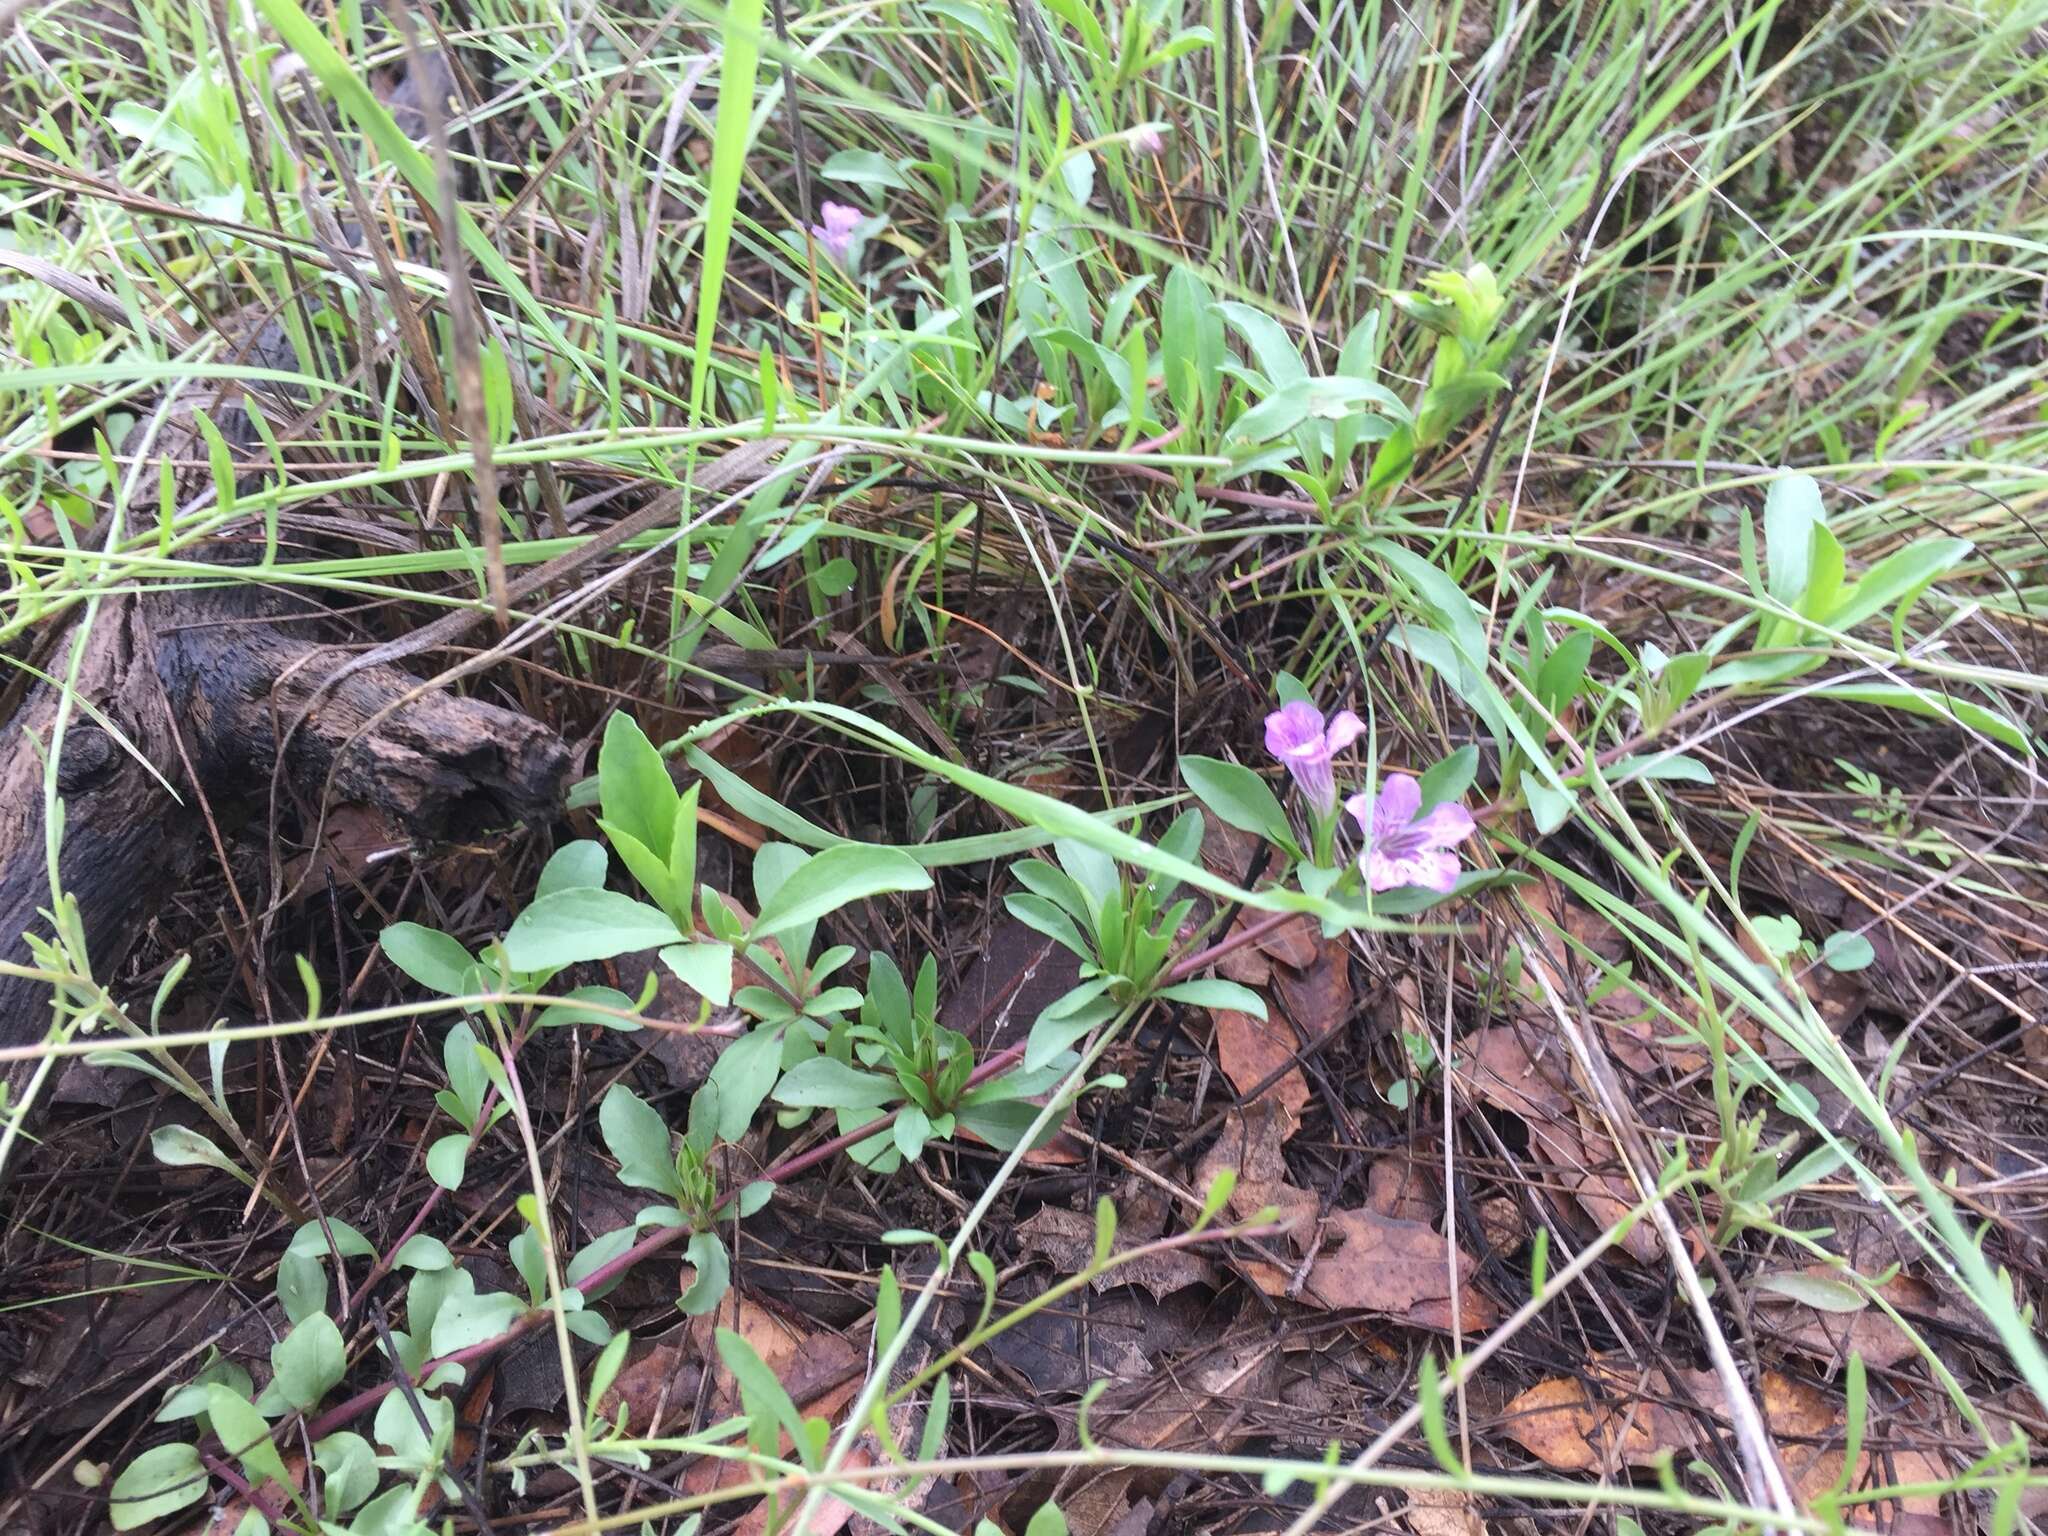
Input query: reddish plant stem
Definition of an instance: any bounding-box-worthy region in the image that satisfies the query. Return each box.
[198,1450,289,1528]
[306,1037,1034,1439]
[1165,909,1298,981]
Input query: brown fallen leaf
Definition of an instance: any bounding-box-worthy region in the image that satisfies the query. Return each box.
[1501,1370,1694,1472]
[1013,1204,1220,1302]
[1054,1337,1277,1536]
[1403,1485,1484,1536]
[1194,1099,1316,1233]
[675,1300,866,1515]
[1297,1207,1499,1330]
[1212,1006,1310,1120]
[1755,1266,1938,1371]
[1506,1359,1885,1505]
[1271,934,1352,1043]
[1455,1026,1661,1262]
[1366,1155,1440,1223]
[597,1336,696,1433]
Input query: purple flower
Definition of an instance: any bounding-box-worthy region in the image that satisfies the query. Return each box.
[1128,123,1166,156]
[1264,700,1364,817]
[1347,774,1475,894]
[811,201,865,265]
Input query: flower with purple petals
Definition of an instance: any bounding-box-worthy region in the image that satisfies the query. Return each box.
[1347,774,1476,894]
[1264,700,1364,818]
[810,201,866,265]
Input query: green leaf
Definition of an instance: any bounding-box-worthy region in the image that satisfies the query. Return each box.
[1025,991,1118,1072]
[670,781,702,909]
[716,1326,807,1453]
[599,1083,682,1197]
[1800,522,1846,624]
[1764,472,1825,607]
[749,844,933,944]
[773,1056,900,1109]
[688,0,763,423]
[1025,1501,1071,1536]
[536,840,609,899]
[820,148,908,188]
[1415,745,1479,810]
[380,923,476,998]
[1161,266,1217,422]
[660,941,733,1007]
[705,1024,785,1141]
[1214,302,1307,391]
[598,820,676,917]
[536,984,643,1032]
[679,1232,732,1316]
[1808,684,2031,752]
[600,712,680,863]
[270,1313,345,1411]
[276,1252,326,1326]
[312,1431,378,1516]
[1604,752,1715,785]
[1755,1270,1868,1313]
[1820,931,1876,973]
[503,889,684,971]
[1828,537,1970,630]
[1155,978,1268,1017]
[150,1126,252,1186]
[1525,779,1574,834]
[392,1235,453,1271]
[206,1384,290,1489]
[372,1383,453,1467]
[1004,892,1093,959]
[110,1442,207,1530]
[443,1019,487,1122]
[428,1286,524,1356]
[426,1134,469,1191]
[1751,914,1803,958]
[567,1226,639,1298]
[585,1329,633,1426]
[1178,755,1298,853]
[1534,630,1595,713]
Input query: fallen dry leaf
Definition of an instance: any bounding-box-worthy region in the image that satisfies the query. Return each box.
[1366,1155,1440,1223]
[1194,1098,1316,1232]
[1212,1006,1310,1119]
[1505,1358,1887,1505]
[1455,1026,1661,1262]
[1501,1370,1693,1472]
[1403,1485,1484,1536]
[1055,1338,1277,1536]
[597,1337,695,1432]
[1013,1203,1219,1302]
[1756,1266,1938,1371]
[1298,1207,1499,1330]
[1271,934,1352,1045]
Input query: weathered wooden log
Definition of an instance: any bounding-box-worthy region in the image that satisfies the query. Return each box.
[0,563,569,1059]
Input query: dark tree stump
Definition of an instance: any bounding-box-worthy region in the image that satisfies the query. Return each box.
[0,559,569,1062]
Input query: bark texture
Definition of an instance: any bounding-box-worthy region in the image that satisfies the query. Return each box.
[0,564,568,1056]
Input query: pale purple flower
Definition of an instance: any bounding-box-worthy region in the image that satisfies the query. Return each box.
[1264,700,1364,817]
[1347,774,1475,894]
[811,201,865,265]
[1128,123,1166,156]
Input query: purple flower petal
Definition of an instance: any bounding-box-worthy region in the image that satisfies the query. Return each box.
[1264,700,1325,758]
[1322,709,1365,755]
[1344,790,1376,837]
[1368,846,1460,894]
[811,201,867,264]
[1371,773,1422,837]
[1411,800,1476,850]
